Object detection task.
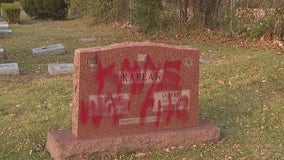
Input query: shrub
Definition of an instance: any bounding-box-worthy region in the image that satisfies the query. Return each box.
[131,0,163,34]
[69,0,130,23]
[19,0,70,20]
[1,3,20,23]
[242,7,284,40]
[0,0,14,6]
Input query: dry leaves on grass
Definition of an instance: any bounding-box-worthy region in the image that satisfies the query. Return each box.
[134,152,147,158]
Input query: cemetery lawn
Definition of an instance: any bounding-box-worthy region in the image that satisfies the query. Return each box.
[0,13,284,160]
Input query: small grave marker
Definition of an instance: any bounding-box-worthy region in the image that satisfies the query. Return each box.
[46,42,220,159]
[0,29,12,34]
[0,63,19,75]
[0,21,9,28]
[0,21,11,35]
[48,63,74,75]
[79,38,97,43]
[0,48,4,58]
[32,44,66,57]
[199,58,211,64]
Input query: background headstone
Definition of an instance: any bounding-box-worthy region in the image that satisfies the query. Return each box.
[0,48,4,58]
[0,63,20,75]
[199,58,211,64]
[79,38,98,43]
[0,21,9,28]
[0,21,11,35]
[48,63,74,75]
[32,44,66,56]
[0,29,11,34]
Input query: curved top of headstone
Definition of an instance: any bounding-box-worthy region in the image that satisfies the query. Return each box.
[75,41,198,54]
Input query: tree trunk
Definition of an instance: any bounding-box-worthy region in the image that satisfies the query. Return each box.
[192,0,221,29]
[205,0,221,29]
[178,0,189,26]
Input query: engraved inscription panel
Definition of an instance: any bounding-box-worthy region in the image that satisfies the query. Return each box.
[89,93,130,116]
[153,90,190,112]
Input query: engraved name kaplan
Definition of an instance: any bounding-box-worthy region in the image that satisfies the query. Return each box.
[120,70,164,85]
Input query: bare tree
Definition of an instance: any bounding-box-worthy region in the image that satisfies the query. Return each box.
[178,0,189,25]
[192,0,222,29]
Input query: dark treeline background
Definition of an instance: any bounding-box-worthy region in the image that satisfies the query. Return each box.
[69,0,284,40]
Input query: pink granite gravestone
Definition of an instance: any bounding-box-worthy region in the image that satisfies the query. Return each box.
[46,42,220,160]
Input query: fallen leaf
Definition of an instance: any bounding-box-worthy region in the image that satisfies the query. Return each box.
[9,114,16,117]
[218,80,225,85]
[135,152,147,158]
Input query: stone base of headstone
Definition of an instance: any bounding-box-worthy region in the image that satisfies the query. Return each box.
[46,121,220,160]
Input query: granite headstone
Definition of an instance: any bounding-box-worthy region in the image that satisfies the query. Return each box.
[46,42,220,160]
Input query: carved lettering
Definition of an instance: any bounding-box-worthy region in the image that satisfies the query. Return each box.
[120,70,164,85]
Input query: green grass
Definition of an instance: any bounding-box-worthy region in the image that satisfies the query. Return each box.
[0,9,284,160]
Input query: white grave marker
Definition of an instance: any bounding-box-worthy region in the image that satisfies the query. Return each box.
[32,44,66,56]
[0,29,12,34]
[0,63,19,75]
[48,63,73,75]
[0,48,4,58]
[0,21,9,28]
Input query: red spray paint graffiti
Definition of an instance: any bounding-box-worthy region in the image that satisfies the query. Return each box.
[79,54,190,127]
